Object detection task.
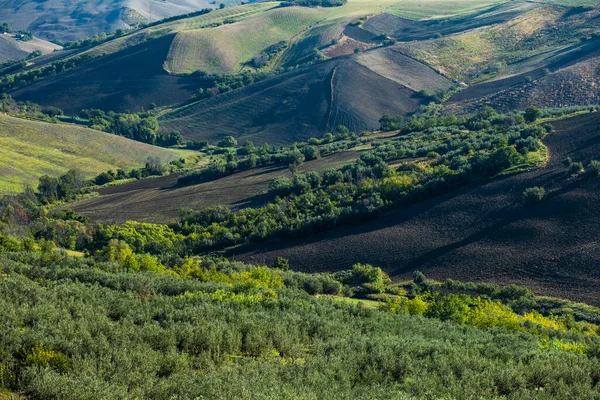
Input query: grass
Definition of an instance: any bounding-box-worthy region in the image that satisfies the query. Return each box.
[398,5,579,82]
[0,115,187,194]
[165,7,329,74]
[387,0,507,20]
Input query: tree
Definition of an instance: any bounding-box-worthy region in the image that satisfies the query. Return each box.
[568,161,584,175]
[286,150,305,173]
[37,175,59,204]
[218,136,238,148]
[0,23,12,33]
[587,160,600,176]
[522,187,545,206]
[57,169,86,200]
[273,257,290,271]
[219,3,226,8]
[524,106,542,123]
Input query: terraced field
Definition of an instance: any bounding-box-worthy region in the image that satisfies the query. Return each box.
[232,112,600,305]
[0,115,186,193]
[70,150,362,224]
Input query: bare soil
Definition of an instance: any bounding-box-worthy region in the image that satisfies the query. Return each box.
[71,150,361,224]
[231,113,600,305]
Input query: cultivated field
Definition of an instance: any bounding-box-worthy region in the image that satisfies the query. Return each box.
[70,150,362,224]
[232,112,600,305]
[159,57,422,145]
[386,0,507,20]
[0,0,255,41]
[354,47,453,92]
[0,33,61,63]
[12,35,198,113]
[0,115,185,193]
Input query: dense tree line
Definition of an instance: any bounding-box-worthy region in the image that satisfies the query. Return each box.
[78,109,181,146]
[0,54,95,93]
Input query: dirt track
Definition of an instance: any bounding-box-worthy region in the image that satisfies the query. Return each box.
[232,113,600,305]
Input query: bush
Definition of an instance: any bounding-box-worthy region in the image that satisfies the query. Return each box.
[568,161,584,175]
[524,106,542,123]
[522,187,545,206]
[587,160,600,177]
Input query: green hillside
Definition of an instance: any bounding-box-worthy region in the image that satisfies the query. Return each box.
[165,7,325,74]
[0,115,187,193]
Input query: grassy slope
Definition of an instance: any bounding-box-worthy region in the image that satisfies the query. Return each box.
[397,4,595,83]
[387,0,508,20]
[165,7,326,74]
[0,115,187,193]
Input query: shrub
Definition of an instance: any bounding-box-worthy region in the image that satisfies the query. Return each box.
[586,160,600,177]
[522,187,545,206]
[524,106,542,123]
[568,161,584,175]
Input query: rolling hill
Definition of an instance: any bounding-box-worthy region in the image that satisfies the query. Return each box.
[158,57,424,145]
[0,33,62,63]
[5,0,600,147]
[0,0,258,41]
[0,115,186,193]
[70,149,361,224]
[230,112,600,306]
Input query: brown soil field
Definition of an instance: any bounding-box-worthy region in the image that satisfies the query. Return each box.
[160,57,422,145]
[449,38,600,109]
[12,34,199,113]
[231,112,600,305]
[70,150,361,224]
[322,36,373,58]
[356,2,534,41]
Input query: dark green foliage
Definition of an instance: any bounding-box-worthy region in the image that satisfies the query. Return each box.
[250,41,288,68]
[522,187,545,206]
[79,109,165,146]
[217,136,238,148]
[0,248,599,398]
[569,161,585,175]
[524,106,542,123]
[0,23,11,33]
[587,160,600,176]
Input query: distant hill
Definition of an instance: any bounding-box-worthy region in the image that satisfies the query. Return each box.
[0,33,61,63]
[6,0,600,145]
[0,115,186,193]
[0,0,257,41]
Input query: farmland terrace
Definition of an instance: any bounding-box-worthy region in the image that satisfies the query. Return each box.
[230,112,600,305]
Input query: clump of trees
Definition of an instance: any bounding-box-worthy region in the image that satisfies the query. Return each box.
[78,109,180,146]
[250,41,288,68]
